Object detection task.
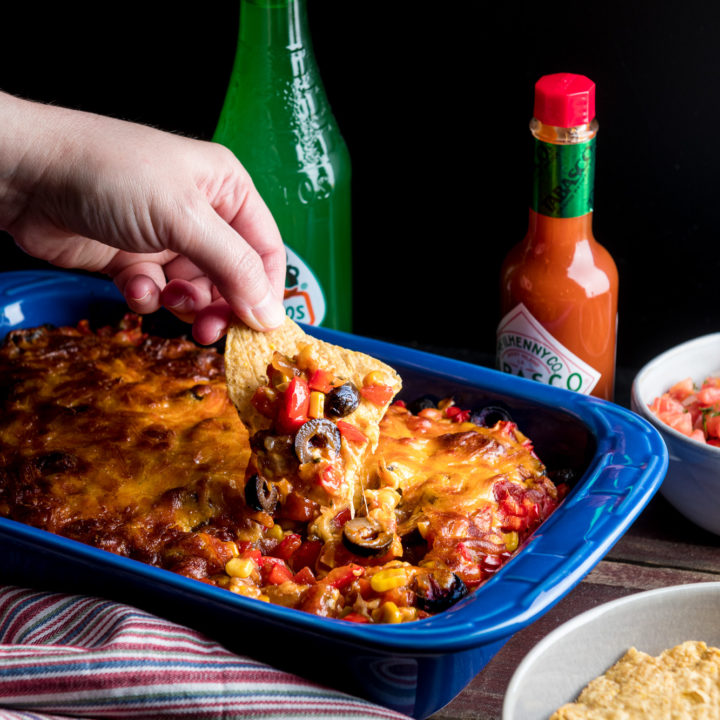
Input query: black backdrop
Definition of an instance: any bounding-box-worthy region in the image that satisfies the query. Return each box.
[2,1,718,374]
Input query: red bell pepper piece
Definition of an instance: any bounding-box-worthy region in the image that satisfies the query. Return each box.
[342,612,370,623]
[290,539,322,573]
[260,556,294,585]
[276,377,310,434]
[323,564,364,590]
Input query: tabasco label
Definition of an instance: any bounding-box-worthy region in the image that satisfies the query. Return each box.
[496,304,601,395]
[531,137,596,219]
[283,246,326,326]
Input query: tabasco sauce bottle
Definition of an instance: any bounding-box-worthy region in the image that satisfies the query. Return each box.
[213,0,352,332]
[497,73,618,401]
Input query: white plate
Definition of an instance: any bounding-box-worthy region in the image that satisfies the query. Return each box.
[502,582,720,720]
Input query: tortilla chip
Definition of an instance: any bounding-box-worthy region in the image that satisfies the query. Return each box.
[224,317,402,517]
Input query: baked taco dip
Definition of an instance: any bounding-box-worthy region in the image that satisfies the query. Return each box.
[0,315,566,624]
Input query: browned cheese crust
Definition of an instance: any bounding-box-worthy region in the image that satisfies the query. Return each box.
[0,316,251,577]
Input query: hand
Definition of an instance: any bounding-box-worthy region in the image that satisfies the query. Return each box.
[0,92,286,344]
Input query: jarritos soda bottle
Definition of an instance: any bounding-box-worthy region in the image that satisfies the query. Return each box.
[213,0,352,331]
[497,73,618,400]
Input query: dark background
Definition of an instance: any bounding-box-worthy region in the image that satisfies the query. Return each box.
[1,1,718,375]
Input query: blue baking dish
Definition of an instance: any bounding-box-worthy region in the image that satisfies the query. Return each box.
[0,270,667,718]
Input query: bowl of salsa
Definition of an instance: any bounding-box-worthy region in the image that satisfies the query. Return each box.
[631,332,720,535]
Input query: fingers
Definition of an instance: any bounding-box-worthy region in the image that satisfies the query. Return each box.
[191,299,234,345]
[167,197,286,332]
[159,276,214,324]
[111,259,168,315]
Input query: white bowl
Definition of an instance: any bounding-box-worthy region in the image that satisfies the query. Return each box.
[503,582,720,720]
[631,333,720,535]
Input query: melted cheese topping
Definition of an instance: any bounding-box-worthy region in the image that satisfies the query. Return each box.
[373,405,547,529]
[0,318,250,562]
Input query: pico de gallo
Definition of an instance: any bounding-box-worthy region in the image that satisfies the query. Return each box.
[649,376,720,446]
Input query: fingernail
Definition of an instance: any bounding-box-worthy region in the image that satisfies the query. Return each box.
[249,293,286,330]
[164,291,192,311]
[128,289,151,303]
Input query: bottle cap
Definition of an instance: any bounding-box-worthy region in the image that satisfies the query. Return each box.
[533,73,595,127]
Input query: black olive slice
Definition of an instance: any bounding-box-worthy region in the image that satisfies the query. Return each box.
[244,473,278,513]
[294,418,341,463]
[342,516,393,557]
[470,405,513,427]
[412,570,468,614]
[325,383,360,418]
[407,394,440,415]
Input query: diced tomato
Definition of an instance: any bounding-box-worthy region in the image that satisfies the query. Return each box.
[290,539,322,573]
[359,383,395,406]
[706,414,720,440]
[317,464,343,494]
[668,377,695,401]
[652,375,720,445]
[342,612,370,623]
[649,395,685,416]
[308,369,335,393]
[275,377,310,434]
[698,386,720,406]
[660,411,693,436]
[322,564,364,590]
[280,491,319,522]
[292,566,317,585]
[251,386,277,419]
[392,399,407,408]
[336,420,368,444]
[271,533,302,561]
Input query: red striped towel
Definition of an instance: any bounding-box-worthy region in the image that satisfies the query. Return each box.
[0,586,411,720]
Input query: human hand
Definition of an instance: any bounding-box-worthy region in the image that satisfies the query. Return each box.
[0,92,286,344]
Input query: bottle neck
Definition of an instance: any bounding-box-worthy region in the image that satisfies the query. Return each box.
[529,118,597,222]
[239,0,310,49]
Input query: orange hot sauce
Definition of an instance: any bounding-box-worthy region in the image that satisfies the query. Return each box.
[497,73,618,401]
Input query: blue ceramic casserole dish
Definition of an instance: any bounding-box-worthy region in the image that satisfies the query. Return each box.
[0,270,667,719]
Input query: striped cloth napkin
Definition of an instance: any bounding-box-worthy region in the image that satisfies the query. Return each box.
[0,586,412,720]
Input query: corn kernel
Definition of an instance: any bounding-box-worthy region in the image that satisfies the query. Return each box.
[364,370,387,386]
[266,523,284,541]
[225,557,255,579]
[417,520,431,538]
[309,391,325,419]
[504,531,519,552]
[374,601,402,624]
[370,567,409,593]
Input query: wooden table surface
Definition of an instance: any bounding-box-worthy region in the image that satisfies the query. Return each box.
[429,490,720,720]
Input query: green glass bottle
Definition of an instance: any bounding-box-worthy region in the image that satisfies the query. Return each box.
[213,0,352,331]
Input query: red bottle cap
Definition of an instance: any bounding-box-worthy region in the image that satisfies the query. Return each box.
[533,73,596,127]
